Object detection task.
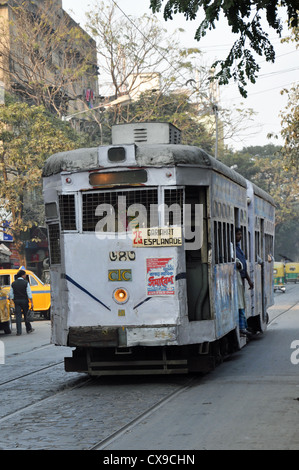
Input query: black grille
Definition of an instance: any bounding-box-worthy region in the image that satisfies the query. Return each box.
[59,194,76,230]
[82,188,158,232]
[48,224,61,264]
[164,188,183,225]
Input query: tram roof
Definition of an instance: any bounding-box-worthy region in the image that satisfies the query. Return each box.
[251,182,276,206]
[42,143,248,187]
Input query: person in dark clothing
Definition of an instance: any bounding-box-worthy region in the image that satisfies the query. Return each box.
[9,269,34,336]
[235,228,254,338]
[235,228,254,290]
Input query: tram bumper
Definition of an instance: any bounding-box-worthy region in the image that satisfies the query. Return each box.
[65,325,195,375]
[67,325,178,348]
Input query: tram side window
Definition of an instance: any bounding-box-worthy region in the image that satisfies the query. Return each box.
[241,225,248,258]
[164,188,184,226]
[255,230,260,262]
[214,221,219,263]
[265,234,274,260]
[214,221,232,264]
[59,194,76,231]
[48,224,61,265]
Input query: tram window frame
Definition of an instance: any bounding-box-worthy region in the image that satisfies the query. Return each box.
[218,222,223,263]
[59,194,77,231]
[214,221,219,264]
[224,223,227,263]
[163,187,184,226]
[265,233,274,260]
[48,223,61,265]
[82,187,159,233]
[241,225,248,259]
[231,226,234,261]
[214,221,234,264]
[255,230,260,262]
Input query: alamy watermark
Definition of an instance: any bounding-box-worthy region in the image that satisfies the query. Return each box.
[290,340,299,365]
[94,196,203,251]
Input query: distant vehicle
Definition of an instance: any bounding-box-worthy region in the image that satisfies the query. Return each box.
[0,269,51,320]
[285,263,299,284]
[273,262,286,293]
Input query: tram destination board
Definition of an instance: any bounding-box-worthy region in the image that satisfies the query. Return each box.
[133,227,182,247]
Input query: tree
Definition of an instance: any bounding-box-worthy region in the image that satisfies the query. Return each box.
[86,0,203,100]
[149,0,298,97]
[0,97,81,265]
[0,0,98,117]
[279,25,299,170]
[84,0,257,152]
[220,144,299,260]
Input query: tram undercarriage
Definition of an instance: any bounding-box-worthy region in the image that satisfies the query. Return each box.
[64,330,241,376]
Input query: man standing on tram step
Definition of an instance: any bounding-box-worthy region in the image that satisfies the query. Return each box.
[235,228,254,338]
[9,269,34,336]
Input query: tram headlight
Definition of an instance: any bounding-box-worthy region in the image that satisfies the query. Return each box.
[113,288,129,304]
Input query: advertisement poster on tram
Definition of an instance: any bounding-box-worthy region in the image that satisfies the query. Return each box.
[146,257,175,296]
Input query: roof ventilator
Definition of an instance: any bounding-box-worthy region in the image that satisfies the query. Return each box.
[112,122,181,145]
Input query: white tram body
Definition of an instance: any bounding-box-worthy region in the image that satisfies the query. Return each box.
[42,122,275,375]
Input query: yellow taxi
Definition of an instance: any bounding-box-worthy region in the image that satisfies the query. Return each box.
[0,268,51,321]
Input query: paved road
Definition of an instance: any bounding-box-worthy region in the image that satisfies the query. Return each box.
[0,285,298,450]
[104,284,299,450]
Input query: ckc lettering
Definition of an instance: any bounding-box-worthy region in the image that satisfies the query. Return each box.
[108,269,132,282]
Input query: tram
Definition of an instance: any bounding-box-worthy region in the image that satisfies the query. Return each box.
[42,122,275,376]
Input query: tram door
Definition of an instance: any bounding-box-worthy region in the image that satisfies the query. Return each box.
[185,186,211,321]
[260,219,266,321]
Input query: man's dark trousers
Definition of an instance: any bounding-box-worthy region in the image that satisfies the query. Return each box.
[14,299,31,334]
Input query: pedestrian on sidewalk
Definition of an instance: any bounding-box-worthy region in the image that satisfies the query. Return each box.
[9,269,34,336]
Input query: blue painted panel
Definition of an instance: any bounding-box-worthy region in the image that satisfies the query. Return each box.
[214,264,238,338]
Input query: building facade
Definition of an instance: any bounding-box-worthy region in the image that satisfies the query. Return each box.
[0,0,99,117]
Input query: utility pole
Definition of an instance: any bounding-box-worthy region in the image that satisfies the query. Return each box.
[212,103,218,160]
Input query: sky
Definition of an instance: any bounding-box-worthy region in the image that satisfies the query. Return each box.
[62,0,298,151]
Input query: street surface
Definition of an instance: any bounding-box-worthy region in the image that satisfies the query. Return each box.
[0,284,298,450]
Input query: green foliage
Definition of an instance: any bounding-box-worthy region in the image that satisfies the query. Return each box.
[0,99,81,259]
[219,144,299,260]
[278,25,299,171]
[149,0,298,97]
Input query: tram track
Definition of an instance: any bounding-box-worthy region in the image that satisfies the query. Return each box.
[268,286,299,326]
[0,372,91,424]
[0,361,64,386]
[88,376,197,450]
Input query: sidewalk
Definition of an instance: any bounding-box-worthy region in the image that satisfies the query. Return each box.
[0,320,51,356]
